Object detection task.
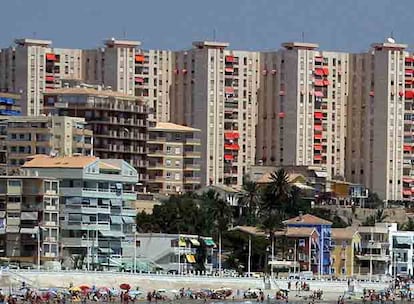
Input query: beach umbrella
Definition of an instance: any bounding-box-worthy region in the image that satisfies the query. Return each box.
[120,283,131,290]
[79,285,91,291]
[69,287,81,293]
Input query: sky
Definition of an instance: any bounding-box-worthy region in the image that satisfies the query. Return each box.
[2,0,413,52]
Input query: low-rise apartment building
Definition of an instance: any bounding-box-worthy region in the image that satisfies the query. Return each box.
[148,122,201,194]
[0,116,92,174]
[43,86,148,185]
[330,228,361,277]
[22,155,138,270]
[0,176,60,263]
[136,233,215,273]
[389,230,414,276]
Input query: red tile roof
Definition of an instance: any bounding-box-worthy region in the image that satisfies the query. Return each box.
[283,213,332,225]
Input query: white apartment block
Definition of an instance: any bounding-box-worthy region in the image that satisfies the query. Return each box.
[170,41,260,187]
[0,39,83,115]
[347,42,408,202]
[257,42,349,181]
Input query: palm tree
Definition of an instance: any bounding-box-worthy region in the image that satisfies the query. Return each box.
[261,168,291,213]
[202,189,232,274]
[374,209,387,223]
[239,178,260,224]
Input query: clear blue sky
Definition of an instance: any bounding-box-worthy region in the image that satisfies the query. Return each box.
[2,0,412,52]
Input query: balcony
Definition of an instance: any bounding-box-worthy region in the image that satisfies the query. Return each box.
[7,203,21,210]
[62,222,110,231]
[184,151,201,158]
[183,164,201,171]
[185,138,201,145]
[6,217,20,226]
[184,177,201,184]
[61,237,93,248]
[60,187,136,201]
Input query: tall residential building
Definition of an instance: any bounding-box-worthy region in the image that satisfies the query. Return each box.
[257,42,349,181]
[147,122,201,194]
[170,41,260,188]
[22,155,138,269]
[83,39,173,122]
[0,39,82,115]
[0,176,60,262]
[0,116,92,173]
[346,42,408,201]
[43,86,148,184]
[0,92,21,116]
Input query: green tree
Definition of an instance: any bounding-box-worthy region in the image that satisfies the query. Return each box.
[402,218,414,231]
[239,178,261,225]
[202,189,232,273]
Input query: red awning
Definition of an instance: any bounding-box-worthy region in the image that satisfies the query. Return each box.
[135,77,144,83]
[406,58,414,63]
[314,57,323,63]
[225,55,234,63]
[403,177,413,183]
[314,68,324,76]
[225,87,234,94]
[404,145,412,151]
[224,132,239,140]
[314,125,323,131]
[314,80,324,86]
[182,69,187,74]
[314,112,324,119]
[271,69,277,74]
[369,91,375,96]
[323,79,330,86]
[224,154,234,161]
[399,91,404,97]
[314,133,323,139]
[406,91,414,99]
[403,190,412,196]
[45,76,54,82]
[406,69,413,75]
[279,91,285,95]
[323,67,329,75]
[406,79,413,83]
[262,70,268,75]
[225,67,234,73]
[135,55,145,62]
[224,143,240,150]
[278,112,285,118]
[46,53,56,61]
[314,144,323,150]
[314,91,324,97]
[314,154,322,160]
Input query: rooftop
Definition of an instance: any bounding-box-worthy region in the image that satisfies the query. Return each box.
[285,227,317,237]
[0,92,21,99]
[22,155,97,169]
[331,228,358,240]
[15,38,52,47]
[230,226,266,236]
[45,87,138,100]
[283,214,332,226]
[150,122,200,132]
[192,41,230,49]
[104,38,141,47]
[282,42,319,50]
[371,42,407,50]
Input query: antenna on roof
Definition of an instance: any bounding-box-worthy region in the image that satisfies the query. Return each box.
[301,31,305,42]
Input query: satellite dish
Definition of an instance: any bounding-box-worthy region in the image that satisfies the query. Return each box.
[387,37,395,44]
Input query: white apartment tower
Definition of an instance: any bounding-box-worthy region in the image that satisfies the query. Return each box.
[347,42,408,201]
[257,42,349,180]
[171,41,260,187]
[0,39,82,115]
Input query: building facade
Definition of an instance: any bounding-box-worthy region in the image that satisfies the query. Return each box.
[43,86,148,185]
[148,122,201,194]
[0,116,92,173]
[0,39,83,116]
[331,228,361,277]
[22,155,138,270]
[257,42,349,181]
[170,41,260,188]
[0,176,60,263]
[283,213,332,275]
[389,230,414,276]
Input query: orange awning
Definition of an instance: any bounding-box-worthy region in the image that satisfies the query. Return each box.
[46,53,56,61]
[314,68,324,76]
[224,132,239,140]
[224,143,240,150]
[314,144,323,150]
[314,112,324,119]
[135,55,145,62]
[224,154,234,161]
[314,133,323,139]
[314,155,322,160]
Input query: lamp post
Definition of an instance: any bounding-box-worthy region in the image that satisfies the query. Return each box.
[248,234,252,277]
[133,232,137,274]
[369,227,374,281]
[36,226,46,271]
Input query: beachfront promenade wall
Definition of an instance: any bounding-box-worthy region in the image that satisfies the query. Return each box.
[0,270,390,293]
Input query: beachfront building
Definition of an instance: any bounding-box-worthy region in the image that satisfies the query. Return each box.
[43,86,148,186]
[147,122,201,194]
[283,213,332,275]
[170,41,260,188]
[0,116,92,174]
[22,155,138,270]
[389,230,414,276]
[0,176,60,264]
[356,223,396,277]
[135,233,215,273]
[330,228,361,277]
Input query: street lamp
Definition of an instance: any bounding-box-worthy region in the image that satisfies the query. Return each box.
[36,226,47,271]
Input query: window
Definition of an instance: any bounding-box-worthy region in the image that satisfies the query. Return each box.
[166,146,172,154]
[175,173,180,180]
[165,159,171,167]
[175,147,181,154]
[175,160,180,167]
[166,172,171,179]
[136,240,141,247]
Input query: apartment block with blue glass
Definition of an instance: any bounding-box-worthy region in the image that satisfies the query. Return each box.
[22,155,138,270]
[0,93,21,116]
[283,213,332,275]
